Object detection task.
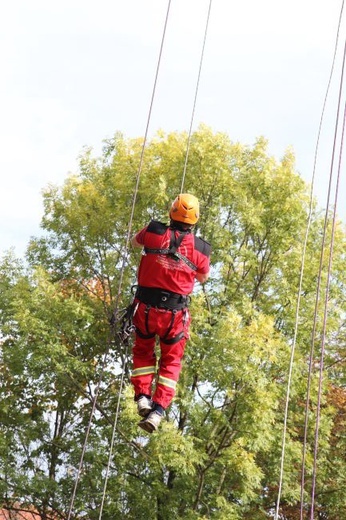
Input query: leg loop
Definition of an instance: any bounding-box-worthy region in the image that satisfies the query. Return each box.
[161,309,177,342]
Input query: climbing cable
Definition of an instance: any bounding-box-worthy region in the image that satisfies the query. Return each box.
[180,0,213,193]
[299,2,345,510]
[100,0,215,510]
[300,35,346,520]
[97,1,173,517]
[99,0,214,513]
[301,36,346,519]
[309,77,346,520]
[273,1,345,517]
[67,2,172,518]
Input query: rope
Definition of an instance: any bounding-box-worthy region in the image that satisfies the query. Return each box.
[67,353,109,519]
[98,1,213,512]
[301,37,346,518]
[97,1,172,517]
[96,0,213,513]
[300,6,345,516]
[98,356,128,520]
[67,2,172,517]
[309,49,346,519]
[180,0,213,193]
[273,2,345,517]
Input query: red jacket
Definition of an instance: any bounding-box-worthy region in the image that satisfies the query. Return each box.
[134,221,210,295]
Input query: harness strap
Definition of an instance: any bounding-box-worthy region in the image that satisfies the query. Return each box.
[160,330,185,345]
[144,247,198,271]
[169,228,186,253]
[134,304,184,345]
[144,228,198,271]
[135,328,156,340]
[160,307,188,345]
[134,305,156,339]
[135,286,189,310]
[161,309,177,341]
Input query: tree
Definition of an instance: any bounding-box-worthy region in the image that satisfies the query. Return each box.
[1,125,346,518]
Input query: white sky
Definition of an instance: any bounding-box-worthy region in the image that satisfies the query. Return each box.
[0,0,345,257]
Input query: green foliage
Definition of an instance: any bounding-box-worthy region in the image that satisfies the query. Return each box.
[1,125,346,519]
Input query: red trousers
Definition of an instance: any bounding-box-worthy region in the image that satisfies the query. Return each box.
[131,301,191,409]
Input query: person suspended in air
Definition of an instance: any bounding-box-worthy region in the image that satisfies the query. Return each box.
[130,193,211,433]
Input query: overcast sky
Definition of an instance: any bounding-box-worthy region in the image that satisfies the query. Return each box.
[0,0,345,257]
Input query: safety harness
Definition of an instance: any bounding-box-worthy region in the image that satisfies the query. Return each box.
[134,286,190,344]
[144,228,198,271]
[135,286,189,310]
[119,285,190,346]
[119,227,195,346]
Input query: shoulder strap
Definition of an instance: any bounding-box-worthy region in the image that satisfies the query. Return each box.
[147,220,168,235]
[168,228,186,254]
[144,228,198,271]
[194,235,211,257]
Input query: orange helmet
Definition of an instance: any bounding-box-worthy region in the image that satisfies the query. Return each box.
[169,193,200,225]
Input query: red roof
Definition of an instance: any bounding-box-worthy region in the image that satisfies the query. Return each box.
[0,509,52,519]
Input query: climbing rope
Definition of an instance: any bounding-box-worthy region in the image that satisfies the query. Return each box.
[65,0,346,517]
[300,22,344,520]
[309,46,346,520]
[274,2,345,517]
[180,0,213,193]
[97,1,173,517]
[67,2,172,518]
[299,18,345,517]
[99,1,214,513]
[300,37,346,520]
[100,0,215,510]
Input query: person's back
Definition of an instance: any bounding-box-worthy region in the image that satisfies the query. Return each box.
[134,219,210,294]
[130,194,211,433]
